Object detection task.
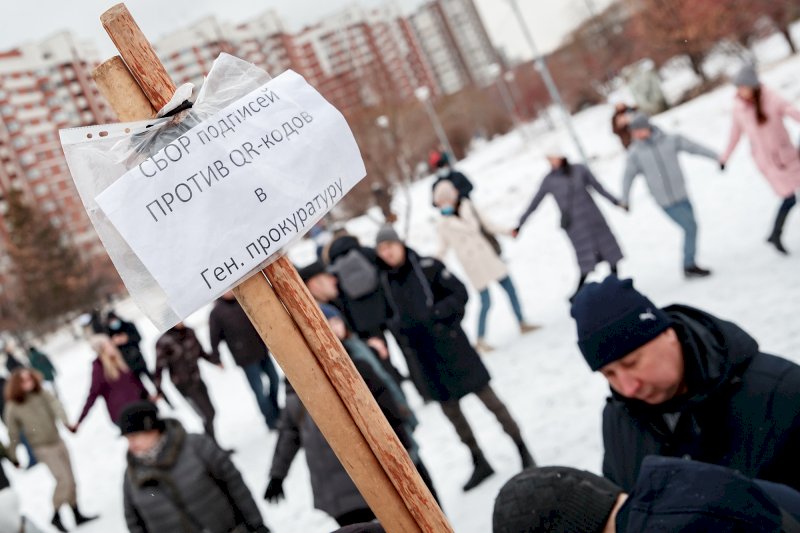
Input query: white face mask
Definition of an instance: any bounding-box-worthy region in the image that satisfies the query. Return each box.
[436,167,450,178]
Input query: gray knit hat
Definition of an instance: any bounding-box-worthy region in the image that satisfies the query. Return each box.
[628,113,651,131]
[733,64,760,88]
[375,224,401,246]
[493,466,622,533]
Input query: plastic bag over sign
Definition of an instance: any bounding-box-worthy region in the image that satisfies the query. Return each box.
[60,54,366,331]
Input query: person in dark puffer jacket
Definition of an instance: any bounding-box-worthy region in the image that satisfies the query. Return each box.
[121,401,270,533]
[571,275,800,493]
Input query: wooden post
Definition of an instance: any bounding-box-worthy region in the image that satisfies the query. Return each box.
[92,56,156,121]
[93,4,451,532]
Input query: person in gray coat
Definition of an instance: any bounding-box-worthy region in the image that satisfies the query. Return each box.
[622,114,720,278]
[515,148,626,299]
[120,401,270,533]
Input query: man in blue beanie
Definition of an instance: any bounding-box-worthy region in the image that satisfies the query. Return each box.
[570,276,800,492]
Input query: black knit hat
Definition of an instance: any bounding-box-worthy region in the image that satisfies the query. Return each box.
[118,401,165,435]
[493,466,622,533]
[570,276,671,371]
[296,260,327,283]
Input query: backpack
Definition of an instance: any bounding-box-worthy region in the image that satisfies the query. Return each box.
[331,249,379,300]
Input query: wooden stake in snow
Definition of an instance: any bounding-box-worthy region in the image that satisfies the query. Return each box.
[92,4,451,532]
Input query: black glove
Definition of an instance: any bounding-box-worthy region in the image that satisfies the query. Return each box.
[249,526,271,533]
[264,477,285,502]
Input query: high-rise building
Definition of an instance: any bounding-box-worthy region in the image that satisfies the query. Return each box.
[0,31,115,290]
[155,6,441,114]
[152,0,496,113]
[294,4,439,110]
[409,0,499,94]
[155,11,297,88]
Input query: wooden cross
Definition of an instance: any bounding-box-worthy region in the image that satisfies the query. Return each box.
[91,4,451,532]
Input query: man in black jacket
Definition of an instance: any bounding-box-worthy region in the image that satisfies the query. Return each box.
[375,225,534,491]
[209,292,281,430]
[571,275,800,492]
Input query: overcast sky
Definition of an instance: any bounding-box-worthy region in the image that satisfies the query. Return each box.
[0,0,612,62]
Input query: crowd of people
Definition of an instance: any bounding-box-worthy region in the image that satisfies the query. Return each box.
[0,63,798,532]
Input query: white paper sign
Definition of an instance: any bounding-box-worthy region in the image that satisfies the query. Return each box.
[96,70,366,317]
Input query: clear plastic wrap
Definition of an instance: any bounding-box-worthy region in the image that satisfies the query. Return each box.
[60,53,363,331]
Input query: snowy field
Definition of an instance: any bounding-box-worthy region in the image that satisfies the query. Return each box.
[5,38,800,532]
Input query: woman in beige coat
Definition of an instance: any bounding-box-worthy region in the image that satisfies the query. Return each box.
[434,180,538,352]
[4,369,97,531]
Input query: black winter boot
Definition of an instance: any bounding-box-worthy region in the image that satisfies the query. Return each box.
[51,510,68,533]
[768,220,789,255]
[71,505,98,526]
[517,442,536,469]
[463,450,494,491]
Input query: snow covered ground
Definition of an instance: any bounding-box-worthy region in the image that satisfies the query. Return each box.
[5,43,800,533]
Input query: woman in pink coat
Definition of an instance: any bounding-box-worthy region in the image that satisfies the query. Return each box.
[720,65,800,254]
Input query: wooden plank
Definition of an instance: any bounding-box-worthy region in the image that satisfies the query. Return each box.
[100,3,176,110]
[94,4,451,531]
[92,56,156,121]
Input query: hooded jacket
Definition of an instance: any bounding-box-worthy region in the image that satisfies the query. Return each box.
[124,420,266,533]
[622,128,718,208]
[603,305,800,492]
[618,456,800,532]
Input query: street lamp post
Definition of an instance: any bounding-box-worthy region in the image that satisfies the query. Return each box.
[508,0,589,163]
[487,63,523,134]
[414,86,457,165]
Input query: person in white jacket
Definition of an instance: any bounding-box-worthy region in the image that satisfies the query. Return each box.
[433,180,538,352]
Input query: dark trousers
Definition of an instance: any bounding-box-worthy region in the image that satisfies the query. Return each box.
[242,356,281,429]
[439,385,523,456]
[178,381,216,440]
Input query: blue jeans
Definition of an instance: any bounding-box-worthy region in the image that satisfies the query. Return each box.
[242,356,281,429]
[663,200,698,268]
[477,276,525,338]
